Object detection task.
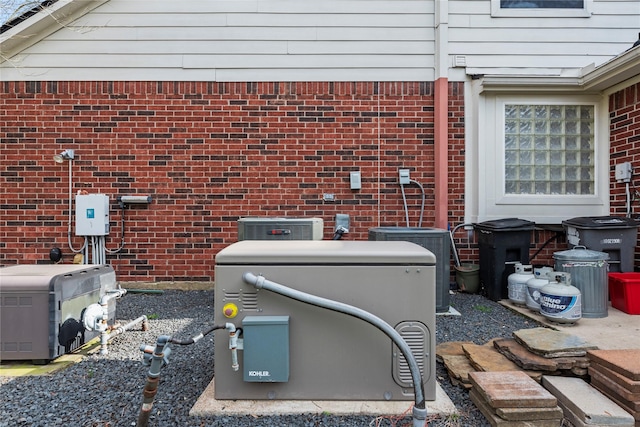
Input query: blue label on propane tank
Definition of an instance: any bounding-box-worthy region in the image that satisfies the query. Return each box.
[540,293,580,316]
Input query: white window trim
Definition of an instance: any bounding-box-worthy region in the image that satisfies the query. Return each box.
[467,91,609,224]
[490,0,593,18]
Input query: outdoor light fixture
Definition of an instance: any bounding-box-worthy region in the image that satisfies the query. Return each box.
[53,149,75,163]
[117,195,152,206]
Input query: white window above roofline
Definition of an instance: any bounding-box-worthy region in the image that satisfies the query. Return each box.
[466,88,610,225]
[490,0,593,18]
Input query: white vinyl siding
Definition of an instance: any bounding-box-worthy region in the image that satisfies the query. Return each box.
[449,0,640,76]
[0,0,435,81]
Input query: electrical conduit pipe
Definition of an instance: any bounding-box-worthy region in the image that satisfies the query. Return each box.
[242,272,428,427]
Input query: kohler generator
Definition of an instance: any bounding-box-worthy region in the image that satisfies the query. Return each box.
[214,240,436,401]
[0,264,117,363]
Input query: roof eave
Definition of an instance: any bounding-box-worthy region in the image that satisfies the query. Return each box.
[0,0,108,63]
[476,46,640,94]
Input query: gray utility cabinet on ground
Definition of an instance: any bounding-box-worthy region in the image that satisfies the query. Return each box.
[0,264,117,363]
[214,240,437,401]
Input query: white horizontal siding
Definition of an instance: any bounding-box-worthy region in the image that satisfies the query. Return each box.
[26,40,433,56]
[449,0,640,75]
[1,0,433,81]
[2,0,638,82]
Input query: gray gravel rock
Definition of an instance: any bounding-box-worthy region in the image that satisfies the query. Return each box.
[0,289,542,426]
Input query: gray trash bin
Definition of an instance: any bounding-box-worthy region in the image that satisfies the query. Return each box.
[562,216,639,273]
[553,246,609,318]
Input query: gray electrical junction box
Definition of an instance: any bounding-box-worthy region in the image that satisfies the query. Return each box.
[214,240,436,401]
[242,316,290,383]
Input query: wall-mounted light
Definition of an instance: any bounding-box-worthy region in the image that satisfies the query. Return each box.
[53,149,75,163]
[117,195,152,206]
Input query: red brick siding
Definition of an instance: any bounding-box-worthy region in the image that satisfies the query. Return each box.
[610,81,640,268]
[1,81,466,282]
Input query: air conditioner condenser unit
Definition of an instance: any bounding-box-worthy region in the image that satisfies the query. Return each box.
[237,217,324,241]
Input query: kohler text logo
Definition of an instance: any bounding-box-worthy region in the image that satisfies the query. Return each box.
[248,370,270,378]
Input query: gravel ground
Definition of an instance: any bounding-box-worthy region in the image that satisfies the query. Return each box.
[0,289,543,427]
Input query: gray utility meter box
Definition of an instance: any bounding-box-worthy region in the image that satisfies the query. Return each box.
[0,264,117,363]
[214,240,437,401]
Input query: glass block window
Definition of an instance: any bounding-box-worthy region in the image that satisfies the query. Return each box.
[504,104,594,196]
[500,0,584,8]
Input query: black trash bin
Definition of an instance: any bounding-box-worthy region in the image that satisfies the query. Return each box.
[474,218,535,301]
[562,216,640,273]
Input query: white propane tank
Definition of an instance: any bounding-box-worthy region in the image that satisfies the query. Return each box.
[508,263,534,306]
[525,266,554,312]
[540,272,582,324]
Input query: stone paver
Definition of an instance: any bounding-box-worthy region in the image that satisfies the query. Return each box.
[588,350,640,381]
[590,367,640,402]
[513,327,598,358]
[440,354,474,388]
[590,381,640,422]
[589,363,640,393]
[469,388,562,427]
[494,338,590,372]
[469,371,557,408]
[542,375,634,426]
[495,405,564,421]
[435,341,468,362]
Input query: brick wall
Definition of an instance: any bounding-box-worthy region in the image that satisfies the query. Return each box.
[610,81,640,268]
[1,81,467,282]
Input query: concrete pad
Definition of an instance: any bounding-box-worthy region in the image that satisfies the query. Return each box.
[469,388,562,427]
[469,371,557,409]
[500,301,640,351]
[0,337,100,377]
[513,327,598,358]
[542,375,634,426]
[588,350,640,381]
[190,378,457,418]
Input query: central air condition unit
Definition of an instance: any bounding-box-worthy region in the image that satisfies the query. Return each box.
[237,217,324,241]
[368,227,451,313]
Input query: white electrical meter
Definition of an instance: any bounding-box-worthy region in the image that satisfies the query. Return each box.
[75,194,110,236]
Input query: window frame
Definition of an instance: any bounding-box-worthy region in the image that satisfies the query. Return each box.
[490,0,592,18]
[470,92,609,224]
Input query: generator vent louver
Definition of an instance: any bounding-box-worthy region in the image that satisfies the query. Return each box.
[223,290,259,311]
[237,217,324,241]
[393,321,429,388]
